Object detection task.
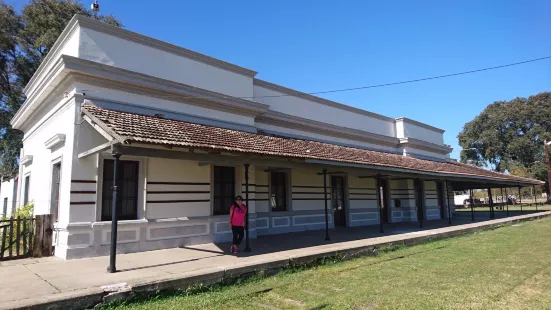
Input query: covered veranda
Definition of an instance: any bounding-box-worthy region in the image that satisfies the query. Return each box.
[78,104,544,272]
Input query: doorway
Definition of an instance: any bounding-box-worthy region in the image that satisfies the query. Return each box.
[437,182,445,218]
[378,179,389,224]
[50,162,61,222]
[331,176,347,227]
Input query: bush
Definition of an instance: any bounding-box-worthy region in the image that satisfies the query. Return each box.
[1,202,34,221]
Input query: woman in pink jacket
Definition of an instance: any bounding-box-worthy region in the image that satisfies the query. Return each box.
[228,195,247,254]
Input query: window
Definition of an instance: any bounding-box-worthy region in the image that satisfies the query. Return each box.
[50,163,61,221]
[101,159,139,221]
[213,166,235,215]
[2,198,7,217]
[270,172,287,212]
[23,175,30,206]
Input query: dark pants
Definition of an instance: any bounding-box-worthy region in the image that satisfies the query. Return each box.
[232,226,244,245]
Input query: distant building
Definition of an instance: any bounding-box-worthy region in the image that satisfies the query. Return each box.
[1,175,18,218]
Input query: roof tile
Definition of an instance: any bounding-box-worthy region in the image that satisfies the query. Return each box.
[82,104,542,185]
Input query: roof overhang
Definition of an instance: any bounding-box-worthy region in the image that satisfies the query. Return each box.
[79,104,543,188]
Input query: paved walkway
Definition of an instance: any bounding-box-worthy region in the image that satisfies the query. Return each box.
[1,211,550,310]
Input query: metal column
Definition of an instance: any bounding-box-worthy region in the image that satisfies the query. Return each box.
[415,179,424,228]
[323,169,330,241]
[108,152,121,273]
[519,187,523,213]
[500,188,505,212]
[446,181,452,225]
[533,185,537,211]
[244,164,251,252]
[469,188,475,222]
[487,188,494,219]
[505,188,509,216]
[376,177,384,233]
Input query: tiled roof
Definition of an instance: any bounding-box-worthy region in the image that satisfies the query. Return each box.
[82,104,542,185]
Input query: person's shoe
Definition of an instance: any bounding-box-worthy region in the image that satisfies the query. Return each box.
[230,245,235,253]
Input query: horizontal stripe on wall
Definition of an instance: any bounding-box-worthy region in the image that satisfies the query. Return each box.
[147,191,210,194]
[148,182,210,185]
[292,191,328,195]
[292,186,330,189]
[147,199,211,203]
[349,198,378,201]
[240,184,268,187]
[348,187,376,190]
[348,192,377,196]
[72,180,96,184]
[70,191,96,194]
[70,201,96,205]
[292,198,327,201]
[391,188,414,191]
[242,198,269,201]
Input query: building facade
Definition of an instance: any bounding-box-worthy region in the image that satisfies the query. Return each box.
[10,16,541,259]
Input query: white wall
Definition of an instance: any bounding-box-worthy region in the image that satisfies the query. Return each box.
[396,119,445,145]
[255,169,270,213]
[389,179,417,222]
[19,96,77,227]
[256,123,397,153]
[146,158,211,219]
[401,146,447,160]
[254,86,396,137]
[73,82,256,127]
[78,27,254,99]
[0,178,16,217]
[424,181,442,220]
[291,169,327,211]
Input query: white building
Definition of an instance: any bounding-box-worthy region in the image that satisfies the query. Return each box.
[10,16,542,259]
[0,176,18,218]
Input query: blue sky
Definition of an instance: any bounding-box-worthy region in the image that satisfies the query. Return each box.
[9,0,551,159]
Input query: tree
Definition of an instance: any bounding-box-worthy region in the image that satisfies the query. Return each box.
[458,92,551,195]
[0,0,121,176]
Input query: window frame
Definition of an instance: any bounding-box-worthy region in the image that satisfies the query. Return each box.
[23,174,31,207]
[2,197,7,217]
[269,170,291,212]
[49,157,62,222]
[97,154,145,222]
[211,165,238,216]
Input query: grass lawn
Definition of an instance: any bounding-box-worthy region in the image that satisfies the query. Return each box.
[103,217,551,310]
[455,204,551,212]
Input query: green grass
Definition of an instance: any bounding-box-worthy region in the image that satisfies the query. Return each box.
[102,217,551,310]
[455,204,551,212]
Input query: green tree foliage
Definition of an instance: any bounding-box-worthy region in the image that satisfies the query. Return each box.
[0,0,121,176]
[458,92,551,192]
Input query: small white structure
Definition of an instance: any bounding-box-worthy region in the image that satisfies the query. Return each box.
[9,16,542,259]
[0,176,18,218]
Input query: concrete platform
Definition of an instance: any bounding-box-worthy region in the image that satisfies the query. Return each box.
[1,211,550,310]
